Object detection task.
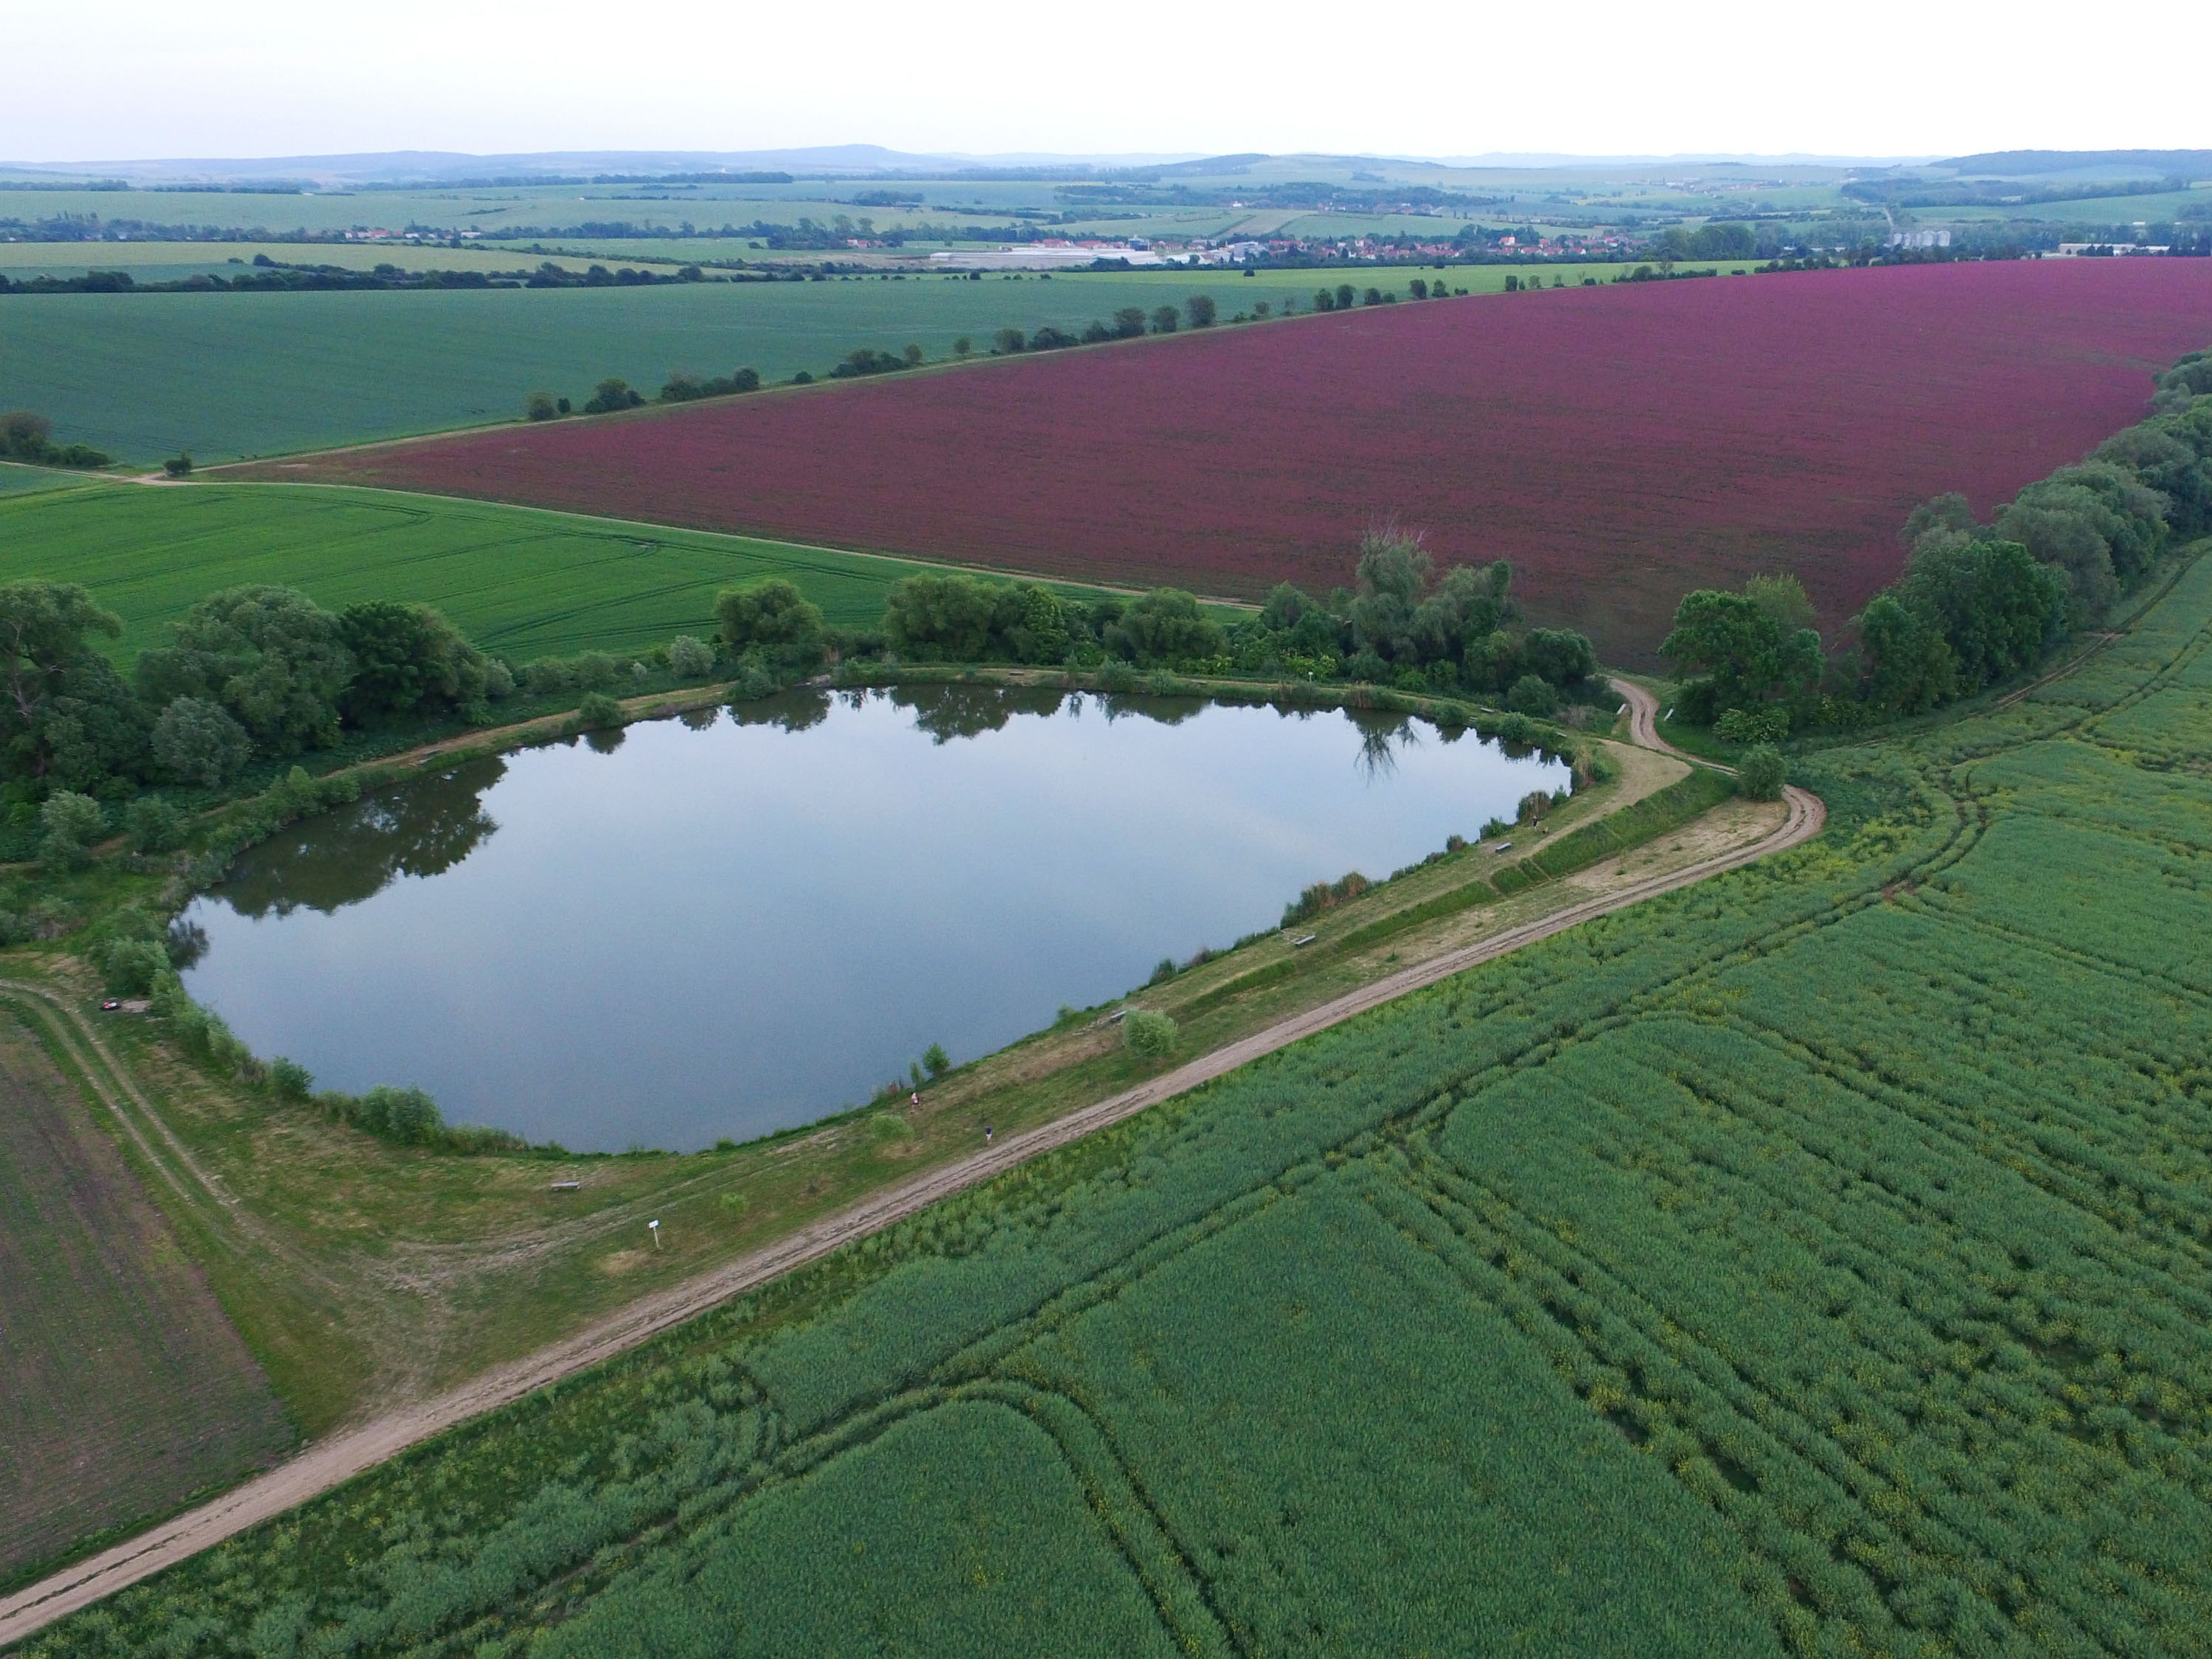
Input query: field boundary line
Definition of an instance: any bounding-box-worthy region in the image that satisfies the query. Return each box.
[171,477,1261,611]
[0,722,1818,1644]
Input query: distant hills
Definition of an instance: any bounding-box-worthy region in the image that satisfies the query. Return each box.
[6,146,2209,189]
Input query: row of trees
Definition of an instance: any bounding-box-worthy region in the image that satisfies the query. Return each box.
[538,281,1502,421]
[1662,345,2212,729]
[1251,530,1599,712]
[527,367,766,421]
[2,410,109,469]
[1,582,508,803]
[710,529,1600,713]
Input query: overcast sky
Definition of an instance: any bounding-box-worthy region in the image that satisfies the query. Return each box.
[10,0,2206,165]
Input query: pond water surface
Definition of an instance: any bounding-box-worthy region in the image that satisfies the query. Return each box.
[181,686,1569,1151]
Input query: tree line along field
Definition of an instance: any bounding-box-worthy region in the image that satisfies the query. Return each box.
[1,269,1449,465]
[0,241,613,284]
[0,1005,291,1593]
[0,484,1018,663]
[244,258,2212,666]
[32,546,2212,1658]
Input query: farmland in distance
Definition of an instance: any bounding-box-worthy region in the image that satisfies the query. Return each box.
[34,545,2212,1657]
[0,273,1371,465]
[248,258,2212,663]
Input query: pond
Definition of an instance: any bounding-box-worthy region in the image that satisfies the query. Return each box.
[179,685,1571,1152]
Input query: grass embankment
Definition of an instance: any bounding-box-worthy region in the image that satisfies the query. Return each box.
[23,551,2208,1658]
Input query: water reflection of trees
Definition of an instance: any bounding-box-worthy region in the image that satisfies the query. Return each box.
[1346,709,1420,781]
[728,687,831,734]
[891,684,1067,743]
[218,757,505,918]
[1097,692,1206,727]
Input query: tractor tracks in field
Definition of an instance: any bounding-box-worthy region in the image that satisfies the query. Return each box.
[0,689,1823,1646]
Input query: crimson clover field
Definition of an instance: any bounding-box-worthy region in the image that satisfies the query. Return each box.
[242,258,2212,664]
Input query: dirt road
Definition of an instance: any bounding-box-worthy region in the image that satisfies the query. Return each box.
[0,697,1823,1646]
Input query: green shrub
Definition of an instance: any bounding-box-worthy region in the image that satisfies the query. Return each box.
[717,579,824,653]
[270,1056,315,1101]
[726,655,777,703]
[667,635,715,679]
[1714,705,1789,743]
[98,936,170,995]
[1507,673,1559,715]
[124,794,187,852]
[1736,744,1787,800]
[37,790,104,868]
[1122,1009,1177,1060]
[1284,871,1371,927]
[575,692,624,730]
[150,695,253,787]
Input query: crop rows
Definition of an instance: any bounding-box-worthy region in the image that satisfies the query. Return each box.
[251,260,2212,661]
[29,552,2212,1656]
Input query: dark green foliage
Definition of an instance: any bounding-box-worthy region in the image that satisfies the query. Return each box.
[0,410,109,469]
[97,936,170,995]
[1102,588,1222,666]
[1507,672,1557,714]
[883,574,1071,665]
[337,601,489,726]
[715,579,824,653]
[135,585,353,757]
[1660,585,1823,721]
[1183,293,1217,329]
[666,635,714,679]
[574,692,624,729]
[524,391,560,422]
[582,378,644,414]
[1734,743,1786,799]
[1851,592,1956,715]
[1248,540,1583,702]
[2000,460,2169,607]
[1886,535,2065,691]
[829,347,912,378]
[659,368,760,400]
[1121,1009,1176,1059]
[269,1056,314,1101]
[149,696,251,787]
[1714,705,1790,743]
[36,789,103,868]
[922,1043,950,1078]
[0,580,145,790]
[122,793,186,853]
[1149,305,1178,335]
